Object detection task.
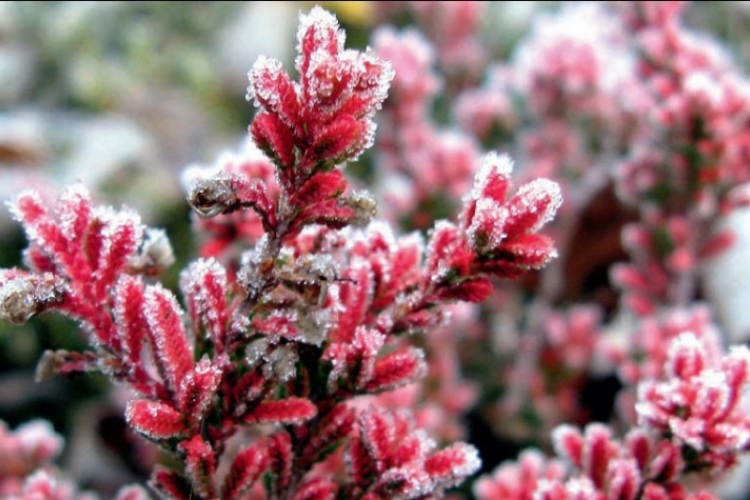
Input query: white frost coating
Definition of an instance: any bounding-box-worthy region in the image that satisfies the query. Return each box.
[8,189,43,223]
[665,332,705,379]
[237,235,270,295]
[466,197,508,250]
[8,191,50,250]
[56,184,90,238]
[245,337,269,369]
[694,369,730,417]
[511,178,563,233]
[246,54,284,107]
[470,152,514,202]
[295,5,345,74]
[302,308,330,346]
[366,219,397,249]
[181,258,228,300]
[447,443,482,484]
[380,467,431,499]
[98,206,145,271]
[265,344,299,382]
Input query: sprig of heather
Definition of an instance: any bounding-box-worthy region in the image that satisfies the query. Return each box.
[0,6,563,500]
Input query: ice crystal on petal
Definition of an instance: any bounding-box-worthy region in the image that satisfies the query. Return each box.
[509,179,563,233]
[246,55,285,108]
[56,184,91,241]
[245,337,270,369]
[296,6,345,74]
[467,197,508,251]
[264,344,299,382]
[666,332,708,379]
[470,152,514,202]
[130,228,175,276]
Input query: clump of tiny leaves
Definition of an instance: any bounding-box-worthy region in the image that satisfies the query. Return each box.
[0,6,561,500]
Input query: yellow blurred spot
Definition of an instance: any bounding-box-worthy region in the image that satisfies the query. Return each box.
[304,1,374,26]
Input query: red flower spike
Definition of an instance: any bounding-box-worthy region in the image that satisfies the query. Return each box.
[646,441,683,483]
[150,467,193,500]
[324,326,385,393]
[290,170,347,209]
[306,115,366,167]
[624,429,652,472]
[179,435,217,500]
[24,245,56,274]
[579,424,618,490]
[177,356,223,426]
[247,4,393,179]
[245,397,318,425]
[359,409,393,465]
[250,113,296,179]
[142,284,194,399]
[552,425,585,470]
[424,442,482,489]
[494,233,558,270]
[180,258,231,354]
[347,435,377,491]
[328,261,373,344]
[296,7,342,75]
[113,275,150,382]
[302,403,357,462]
[502,179,564,238]
[436,276,494,303]
[94,207,143,299]
[230,370,266,410]
[288,477,338,500]
[247,55,300,128]
[364,347,427,393]
[11,190,72,271]
[252,313,303,342]
[424,220,469,279]
[698,229,736,259]
[293,199,359,233]
[83,216,106,274]
[56,184,92,258]
[605,458,641,500]
[221,444,269,500]
[356,408,480,499]
[125,399,186,441]
[267,431,294,494]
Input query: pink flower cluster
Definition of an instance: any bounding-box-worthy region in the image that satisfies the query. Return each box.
[475,328,750,500]
[0,419,149,500]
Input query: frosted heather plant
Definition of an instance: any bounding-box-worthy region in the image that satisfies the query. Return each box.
[474,330,750,500]
[0,5,562,500]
